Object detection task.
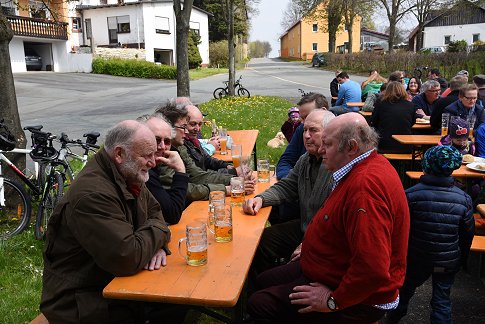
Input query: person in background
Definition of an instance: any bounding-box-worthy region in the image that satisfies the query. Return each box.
[441,70,468,97]
[473,74,485,107]
[406,77,421,100]
[444,84,485,131]
[362,82,387,112]
[439,117,474,155]
[385,146,474,324]
[372,81,416,153]
[430,76,468,130]
[361,69,387,101]
[413,80,441,119]
[428,68,448,93]
[281,107,302,142]
[389,70,406,85]
[330,72,362,115]
[330,70,342,106]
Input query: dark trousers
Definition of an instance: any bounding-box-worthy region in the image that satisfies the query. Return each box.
[386,262,456,324]
[247,261,386,323]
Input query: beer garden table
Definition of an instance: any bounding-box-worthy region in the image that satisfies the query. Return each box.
[392,134,441,168]
[213,130,259,166]
[103,173,276,323]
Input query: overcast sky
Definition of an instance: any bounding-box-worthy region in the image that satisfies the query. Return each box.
[249,0,290,58]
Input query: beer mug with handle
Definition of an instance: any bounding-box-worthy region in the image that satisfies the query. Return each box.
[208,191,225,232]
[178,221,208,266]
[207,203,233,243]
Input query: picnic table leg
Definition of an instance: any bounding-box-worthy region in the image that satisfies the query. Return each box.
[253,143,257,168]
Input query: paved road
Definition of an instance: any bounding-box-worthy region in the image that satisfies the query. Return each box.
[14,57,365,141]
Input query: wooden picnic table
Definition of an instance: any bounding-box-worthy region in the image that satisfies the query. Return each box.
[213,130,259,166]
[406,165,485,180]
[412,123,432,130]
[347,102,365,107]
[477,204,485,218]
[103,173,276,321]
[392,134,441,145]
[359,111,372,117]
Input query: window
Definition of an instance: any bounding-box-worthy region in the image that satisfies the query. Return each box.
[444,35,451,45]
[72,17,82,32]
[155,16,170,34]
[85,19,92,39]
[312,23,317,32]
[312,43,317,51]
[189,21,200,36]
[116,15,130,33]
[473,34,480,43]
[29,0,48,19]
[100,0,107,4]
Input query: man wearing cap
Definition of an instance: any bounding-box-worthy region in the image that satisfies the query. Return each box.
[385,146,474,324]
[473,74,485,107]
[444,84,485,130]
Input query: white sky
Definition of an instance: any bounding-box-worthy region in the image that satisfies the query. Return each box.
[249,0,291,58]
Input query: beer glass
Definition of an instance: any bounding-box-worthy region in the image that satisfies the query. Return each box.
[178,221,208,266]
[231,144,242,168]
[468,115,477,139]
[257,159,270,183]
[210,203,233,243]
[441,113,450,137]
[208,191,225,232]
[220,128,228,155]
[230,177,245,206]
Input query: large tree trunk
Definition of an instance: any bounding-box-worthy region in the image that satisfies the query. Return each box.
[174,0,194,97]
[387,17,396,53]
[347,18,354,53]
[227,0,235,96]
[0,12,27,175]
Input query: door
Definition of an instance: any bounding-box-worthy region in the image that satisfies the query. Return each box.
[107,17,118,45]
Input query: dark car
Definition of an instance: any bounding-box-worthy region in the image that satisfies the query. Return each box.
[25,49,42,71]
[311,52,325,67]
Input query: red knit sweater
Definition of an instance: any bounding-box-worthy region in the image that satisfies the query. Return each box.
[300,151,410,309]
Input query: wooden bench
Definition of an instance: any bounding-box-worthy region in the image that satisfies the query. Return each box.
[30,313,48,324]
[382,153,422,161]
[347,102,365,107]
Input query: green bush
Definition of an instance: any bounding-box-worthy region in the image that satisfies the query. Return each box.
[92,58,177,79]
[448,40,468,52]
[188,31,203,69]
[209,40,229,68]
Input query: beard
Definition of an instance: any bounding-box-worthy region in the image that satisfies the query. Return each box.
[118,153,149,185]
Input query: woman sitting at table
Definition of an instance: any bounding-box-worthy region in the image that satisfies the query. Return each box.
[406,77,421,100]
[361,69,387,101]
[372,81,416,153]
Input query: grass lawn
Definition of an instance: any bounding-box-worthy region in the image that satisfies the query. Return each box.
[189,68,228,80]
[1,95,294,323]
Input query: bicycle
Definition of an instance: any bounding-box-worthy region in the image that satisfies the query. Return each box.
[213,75,251,99]
[0,121,64,240]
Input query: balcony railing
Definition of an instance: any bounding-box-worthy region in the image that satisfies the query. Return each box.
[7,15,68,40]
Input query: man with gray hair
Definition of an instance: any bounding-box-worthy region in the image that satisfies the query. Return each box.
[247,113,410,323]
[244,109,335,280]
[413,79,441,119]
[40,120,173,322]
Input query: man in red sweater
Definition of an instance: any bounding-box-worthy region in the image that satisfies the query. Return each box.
[247,112,410,323]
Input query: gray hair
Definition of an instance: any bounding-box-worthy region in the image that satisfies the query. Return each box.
[149,113,177,139]
[338,123,379,153]
[104,121,139,155]
[322,110,336,127]
[421,80,440,92]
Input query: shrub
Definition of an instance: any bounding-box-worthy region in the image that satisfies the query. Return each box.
[188,30,202,69]
[91,58,177,79]
[447,40,468,52]
[209,40,229,68]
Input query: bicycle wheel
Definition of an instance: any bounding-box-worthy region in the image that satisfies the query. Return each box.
[0,178,31,240]
[237,87,250,98]
[35,171,64,240]
[213,87,228,99]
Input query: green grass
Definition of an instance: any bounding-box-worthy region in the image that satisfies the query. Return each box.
[1,95,293,322]
[189,68,228,80]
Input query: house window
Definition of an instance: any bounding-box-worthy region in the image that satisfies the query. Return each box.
[312,43,317,51]
[312,23,317,32]
[444,35,451,45]
[100,0,107,4]
[29,0,48,19]
[85,19,92,39]
[473,34,480,43]
[72,17,82,32]
[117,15,130,33]
[189,21,200,36]
[155,16,170,34]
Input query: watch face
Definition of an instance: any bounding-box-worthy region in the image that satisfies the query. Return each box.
[327,297,337,310]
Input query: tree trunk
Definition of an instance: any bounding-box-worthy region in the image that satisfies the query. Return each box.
[387,16,396,53]
[227,0,235,96]
[347,18,354,53]
[174,0,194,97]
[0,12,27,175]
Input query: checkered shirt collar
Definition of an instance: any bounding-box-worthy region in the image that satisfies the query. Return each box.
[332,149,375,191]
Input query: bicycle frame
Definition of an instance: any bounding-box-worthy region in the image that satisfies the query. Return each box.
[57,147,89,183]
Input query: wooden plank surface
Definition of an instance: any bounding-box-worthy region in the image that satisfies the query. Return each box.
[392,134,441,146]
[359,111,372,117]
[477,204,485,218]
[103,173,276,307]
[471,235,485,253]
[406,165,485,180]
[213,130,259,162]
[412,123,432,130]
[347,102,365,107]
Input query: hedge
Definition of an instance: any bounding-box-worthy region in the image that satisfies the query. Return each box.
[92,58,177,79]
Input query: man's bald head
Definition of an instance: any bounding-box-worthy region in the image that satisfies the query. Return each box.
[186,105,204,140]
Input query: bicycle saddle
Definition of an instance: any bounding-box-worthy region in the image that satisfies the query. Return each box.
[23,125,43,132]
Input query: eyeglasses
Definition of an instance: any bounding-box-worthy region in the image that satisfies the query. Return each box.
[427,89,441,93]
[174,124,187,131]
[463,96,478,101]
[155,136,171,147]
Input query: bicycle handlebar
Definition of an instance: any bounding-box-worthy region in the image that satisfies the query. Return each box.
[59,132,100,150]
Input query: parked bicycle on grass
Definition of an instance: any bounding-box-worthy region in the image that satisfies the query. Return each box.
[213,75,251,99]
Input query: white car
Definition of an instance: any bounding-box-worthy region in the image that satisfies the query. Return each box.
[419,46,447,53]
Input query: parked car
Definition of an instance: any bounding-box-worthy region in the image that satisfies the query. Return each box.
[311,52,325,67]
[419,46,446,53]
[25,49,42,71]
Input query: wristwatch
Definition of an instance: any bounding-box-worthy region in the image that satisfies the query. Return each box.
[327,296,338,311]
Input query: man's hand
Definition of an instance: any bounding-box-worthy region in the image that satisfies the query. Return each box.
[243,197,263,215]
[289,282,333,313]
[290,243,302,262]
[208,136,220,150]
[157,151,185,173]
[144,249,167,271]
[243,177,256,195]
[235,165,252,177]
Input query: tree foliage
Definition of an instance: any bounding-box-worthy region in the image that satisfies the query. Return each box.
[188,30,202,69]
[249,40,272,57]
[447,39,468,52]
[376,0,416,52]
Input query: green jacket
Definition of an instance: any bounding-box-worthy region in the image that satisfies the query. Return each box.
[40,149,171,323]
[156,145,233,203]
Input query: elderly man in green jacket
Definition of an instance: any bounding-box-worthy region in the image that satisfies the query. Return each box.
[40,120,173,323]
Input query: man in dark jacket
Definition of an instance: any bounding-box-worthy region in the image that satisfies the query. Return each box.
[385,145,474,324]
[428,68,448,93]
[413,80,441,118]
[41,120,172,323]
[444,84,485,131]
[430,76,468,130]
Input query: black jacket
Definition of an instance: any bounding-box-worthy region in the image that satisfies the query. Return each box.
[430,90,460,130]
[330,78,339,105]
[405,175,474,271]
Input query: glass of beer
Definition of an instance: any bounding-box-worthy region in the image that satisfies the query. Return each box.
[230,177,245,206]
[231,144,242,168]
[441,113,450,137]
[257,159,270,183]
[208,191,225,232]
[467,115,477,139]
[178,221,208,266]
[220,128,228,155]
[213,203,233,243]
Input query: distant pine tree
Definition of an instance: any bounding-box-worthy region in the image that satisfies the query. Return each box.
[188,30,202,69]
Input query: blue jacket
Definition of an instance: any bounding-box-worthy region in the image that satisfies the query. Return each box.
[444,100,485,130]
[405,175,474,272]
[335,79,362,111]
[276,124,306,179]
